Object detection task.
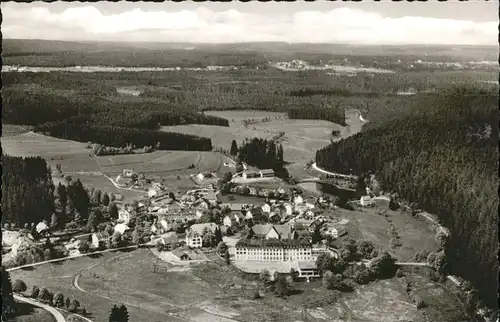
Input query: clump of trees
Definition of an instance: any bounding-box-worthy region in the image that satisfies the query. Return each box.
[109,304,129,322]
[237,138,289,180]
[34,121,213,152]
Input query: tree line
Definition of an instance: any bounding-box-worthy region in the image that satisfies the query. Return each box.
[34,120,213,151]
[315,87,498,309]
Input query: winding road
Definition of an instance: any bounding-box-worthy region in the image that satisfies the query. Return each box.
[13,294,66,322]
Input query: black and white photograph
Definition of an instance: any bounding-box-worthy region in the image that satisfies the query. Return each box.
[1,1,498,322]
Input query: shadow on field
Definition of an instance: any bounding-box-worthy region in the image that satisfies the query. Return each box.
[14,302,36,316]
[289,289,304,296]
[21,266,35,271]
[88,253,103,259]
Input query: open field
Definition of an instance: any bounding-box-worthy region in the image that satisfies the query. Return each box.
[96,151,228,177]
[332,207,439,262]
[2,124,34,137]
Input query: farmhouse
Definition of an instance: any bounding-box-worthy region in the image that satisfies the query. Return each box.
[36,221,50,235]
[148,189,158,198]
[185,222,220,248]
[261,203,272,214]
[293,195,304,205]
[295,261,320,279]
[114,223,130,235]
[172,249,192,261]
[242,171,261,179]
[118,209,133,225]
[235,239,316,262]
[360,196,374,207]
[323,224,347,239]
[122,169,134,178]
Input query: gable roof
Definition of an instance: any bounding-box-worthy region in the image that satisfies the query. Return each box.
[251,224,274,236]
[172,249,191,260]
[274,224,296,240]
[260,169,275,175]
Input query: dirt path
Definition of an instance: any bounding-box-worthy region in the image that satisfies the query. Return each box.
[14,294,66,322]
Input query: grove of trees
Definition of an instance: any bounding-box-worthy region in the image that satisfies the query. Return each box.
[237,138,289,179]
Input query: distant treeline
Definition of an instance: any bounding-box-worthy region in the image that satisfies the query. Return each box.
[316,87,498,309]
[34,120,213,151]
[287,105,346,125]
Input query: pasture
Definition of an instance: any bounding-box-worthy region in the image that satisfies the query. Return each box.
[332,207,439,262]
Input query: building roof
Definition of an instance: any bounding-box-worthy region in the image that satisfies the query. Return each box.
[172,249,191,260]
[220,203,248,212]
[274,224,296,240]
[251,224,274,236]
[36,222,49,233]
[114,223,130,235]
[188,222,219,236]
[93,231,110,240]
[260,169,275,175]
[236,238,311,248]
[297,261,317,270]
[161,232,178,244]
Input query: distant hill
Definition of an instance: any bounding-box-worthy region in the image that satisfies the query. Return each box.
[3,39,497,62]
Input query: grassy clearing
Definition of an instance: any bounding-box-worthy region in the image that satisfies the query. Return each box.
[8,302,56,322]
[333,207,439,261]
[2,124,34,137]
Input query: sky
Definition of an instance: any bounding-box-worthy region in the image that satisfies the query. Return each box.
[2,1,498,45]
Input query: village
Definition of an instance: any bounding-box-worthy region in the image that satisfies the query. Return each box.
[3,161,389,282]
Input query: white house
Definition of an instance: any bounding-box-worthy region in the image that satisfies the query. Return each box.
[35,221,49,234]
[122,169,134,177]
[323,225,347,239]
[118,209,132,225]
[245,210,254,220]
[293,195,304,205]
[360,196,374,207]
[283,203,293,216]
[114,223,130,235]
[185,223,219,248]
[148,189,158,198]
[261,203,272,214]
[223,215,234,227]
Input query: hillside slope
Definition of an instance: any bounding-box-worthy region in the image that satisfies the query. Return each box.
[316,87,499,308]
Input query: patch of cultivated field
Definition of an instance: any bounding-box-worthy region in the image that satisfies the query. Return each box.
[321,279,423,322]
[404,271,469,322]
[334,207,439,262]
[97,150,228,177]
[2,124,34,137]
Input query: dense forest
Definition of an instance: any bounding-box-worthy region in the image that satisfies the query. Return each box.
[2,156,55,225]
[34,120,213,151]
[316,87,498,308]
[2,88,229,128]
[237,138,289,179]
[287,104,346,125]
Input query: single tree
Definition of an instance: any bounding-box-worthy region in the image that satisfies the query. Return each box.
[38,287,50,303]
[50,213,59,230]
[79,241,90,253]
[12,279,27,293]
[70,299,80,312]
[101,192,111,207]
[289,268,298,282]
[65,297,71,309]
[1,267,15,317]
[217,241,228,255]
[31,285,40,298]
[259,269,271,286]
[230,140,239,156]
[118,304,129,322]
[274,275,292,297]
[108,203,119,219]
[358,240,375,259]
[54,293,65,308]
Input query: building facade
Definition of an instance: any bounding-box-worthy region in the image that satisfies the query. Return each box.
[235,239,316,262]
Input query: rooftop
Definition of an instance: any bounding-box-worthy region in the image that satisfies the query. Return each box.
[236,238,311,248]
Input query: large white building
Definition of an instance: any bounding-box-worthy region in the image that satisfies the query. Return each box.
[235,239,316,262]
[185,222,219,248]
